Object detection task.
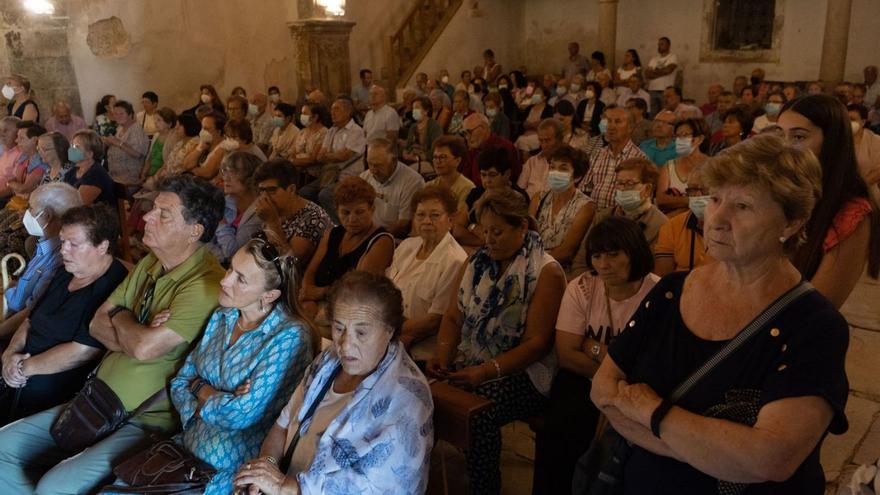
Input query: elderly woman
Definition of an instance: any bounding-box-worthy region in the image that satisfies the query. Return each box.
[153,113,201,181]
[0,183,82,340]
[426,135,476,212]
[103,100,149,187]
[3,75,39,122]
[64,129,115,205]
[529,145,595,271]
[428,188,566,495]
[429,89,453,132]
[402,96,443,166]
[654,165,715,276]
[387,185,468,359]
[591,134,849,493]
[254,159,333,267]
[778,94,880,308]
[657,118,710,216]
[36,131,71,185]
[137,239,320,494]
[484,92,511,140]
[1,204,127,424]
[0,123,48,249]
[300,176,393,319]
[289,103,328,181]
[449,89,474,136]
[194,119,266,181]
[209,152,264,264]
[709,105,754,156]
[234,271,433,494]
[515,86,554,152]
[533,216,658,495]
[268,103,299,161]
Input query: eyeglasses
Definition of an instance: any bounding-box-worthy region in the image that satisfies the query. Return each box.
[614,180,642,190]
[414,211,446,222]
[480,171,501,178]
[433,153,452,162]
[252,232,284,280]
[685,187,709,197]
[258,185,280,195]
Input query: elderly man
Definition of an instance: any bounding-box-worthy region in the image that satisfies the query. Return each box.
[580,105,647,209]
[517,118,564,197]
[0,117,22,202]
[45,101,86,141]
[639,109,677,166]
[360,138,424,238]
[706,90,736,135]
[563,41,590,80]
[0,175,224,494]
[352,68,373,115]
[662,86,684,114]
[104,100,149,187]
[460,113,519,187]
[413,72,429,97]
[226,94,248,123]
[363,85,400,142]
[301,96,366,220]
[0,183,81,341]
[700,83,724,116]
[616,75,651,114]
[248,92,274,151]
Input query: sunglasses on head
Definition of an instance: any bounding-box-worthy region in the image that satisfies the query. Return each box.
[252,232,283,280]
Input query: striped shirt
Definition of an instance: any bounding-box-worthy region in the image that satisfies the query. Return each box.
[581,140,647,209]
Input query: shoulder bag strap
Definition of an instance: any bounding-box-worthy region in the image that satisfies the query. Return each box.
[669,281,813,403]
[279,365,342,473]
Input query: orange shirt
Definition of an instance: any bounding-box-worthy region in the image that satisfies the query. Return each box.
[655,210,714,271]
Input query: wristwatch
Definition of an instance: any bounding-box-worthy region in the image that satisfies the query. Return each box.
[590,343,602,363]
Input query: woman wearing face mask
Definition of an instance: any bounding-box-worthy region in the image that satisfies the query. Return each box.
[63,130,115,205]
[654,165,715,276]
[777,94,880,308]
[235,271,433,495]
[289,103,328,181]
[428,188,566,495]
[657,118,709,216]
[752,91,787,132]
[402,96,443,165]
[529,145,595,272]
[601,157,668,248]
[515,86,554,153]
[3,75,39,123]
[268,103,299,161]
[532,216,658,495]
[182,112,226,173]
[484,92,511,140]
[299,176,394,320]
[184,84,226,117]
[193,119,265,181]
[1,204,127,425]
[577,81,606,136]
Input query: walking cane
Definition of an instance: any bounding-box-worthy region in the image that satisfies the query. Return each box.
[1,253,26,320]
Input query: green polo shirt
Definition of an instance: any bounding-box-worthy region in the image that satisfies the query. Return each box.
[96,244,224,431]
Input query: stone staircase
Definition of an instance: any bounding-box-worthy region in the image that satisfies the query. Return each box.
[383,0,463,96]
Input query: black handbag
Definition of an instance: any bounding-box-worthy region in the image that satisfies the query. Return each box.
[99,439,217,495]
[571,281,813,495]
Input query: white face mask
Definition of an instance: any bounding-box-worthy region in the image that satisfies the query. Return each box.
[248,103,259,116]
[198,129,213,143]
[200,94,212,104]
[269,94,280,103]
[1,85,15,100]
[584,89,596,100]
[441,75,450,84]
[412,108,423,122]
[570,83,581,93]
[852,121,862,134]
[300,114,311,127]
[220,138,240,151]
[23,209,46,237]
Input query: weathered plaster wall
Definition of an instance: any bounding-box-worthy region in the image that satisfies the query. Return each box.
[844,0,880,82]
[66,0,298,122]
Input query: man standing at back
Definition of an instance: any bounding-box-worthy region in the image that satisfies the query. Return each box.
[644,37,678,117]
[0,175,225,494]
[352,69,373,117]
[563,41,590,80]
[581,105,647,210]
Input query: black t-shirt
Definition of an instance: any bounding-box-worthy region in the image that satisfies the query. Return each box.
[465,185,531,224]
[607,271,849,495]
[63,162,116,205]
[24,259,128,356]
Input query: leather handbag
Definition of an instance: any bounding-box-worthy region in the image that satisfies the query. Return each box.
[50,374,166,454]
[100,439,216,495]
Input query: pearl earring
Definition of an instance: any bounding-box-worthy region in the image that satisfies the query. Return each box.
[779,236,787,243]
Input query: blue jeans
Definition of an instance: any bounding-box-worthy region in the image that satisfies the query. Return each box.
[0,405,153,495]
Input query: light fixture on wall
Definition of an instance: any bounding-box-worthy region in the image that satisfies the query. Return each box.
[22,0,54,15]
[315,0,345,17]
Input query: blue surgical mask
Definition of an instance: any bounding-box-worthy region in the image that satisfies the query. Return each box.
[68,146,85,163]
[689,195,711,221]
[614,189,644,212]
[547,170,571,192]
[598,118,609,135]
[675,137,694,157]
[764,102,782,116]
[271,117,285,128]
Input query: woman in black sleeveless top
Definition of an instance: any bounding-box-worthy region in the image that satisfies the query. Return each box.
[4,75,40,122]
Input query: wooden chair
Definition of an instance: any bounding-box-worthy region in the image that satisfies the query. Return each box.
[430,380,493,494]
[112,182,133,263]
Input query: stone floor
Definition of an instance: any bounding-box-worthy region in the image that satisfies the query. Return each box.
[426,274,880,495]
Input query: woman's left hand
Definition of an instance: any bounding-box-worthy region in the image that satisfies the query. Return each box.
[447,364,488,389]
[233,458,289,495]
[611,380,663,428]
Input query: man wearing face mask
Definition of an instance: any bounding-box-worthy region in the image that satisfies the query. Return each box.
[639,110,677,166]
[517,119,564,198]
[753,91,787,132]
[360,138,424,238]
[654,165,714,276]
[563,74,587,108]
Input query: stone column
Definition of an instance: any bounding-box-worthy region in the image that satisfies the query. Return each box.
[597,0,619,70]
[818,0,852,84]
[288,19,357,101]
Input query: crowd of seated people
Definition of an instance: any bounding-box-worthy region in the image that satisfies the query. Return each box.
[0,34,877,495]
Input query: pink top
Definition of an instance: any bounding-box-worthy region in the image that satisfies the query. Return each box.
[823,197,872,252]
[557,271,659,345]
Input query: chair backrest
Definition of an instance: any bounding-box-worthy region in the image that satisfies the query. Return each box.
[112,182,133,263]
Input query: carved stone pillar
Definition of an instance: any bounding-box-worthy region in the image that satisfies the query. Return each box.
[818,0,852,84]
[288,19,356,101]
[598,0,619,70]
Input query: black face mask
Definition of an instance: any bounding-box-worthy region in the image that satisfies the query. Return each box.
[750,76,761,86]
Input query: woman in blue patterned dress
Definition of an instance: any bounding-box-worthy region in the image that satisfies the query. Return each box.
[427,188,567,495]
[167,237,320,494]
[234,271,434,495]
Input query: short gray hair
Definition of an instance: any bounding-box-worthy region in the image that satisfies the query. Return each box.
[30,183,83,217]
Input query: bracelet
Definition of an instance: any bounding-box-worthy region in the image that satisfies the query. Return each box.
[650,399,675,438]
[490,358,502,379]
[191,378,206,396]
